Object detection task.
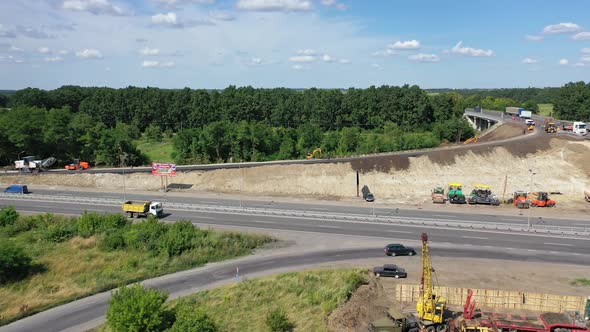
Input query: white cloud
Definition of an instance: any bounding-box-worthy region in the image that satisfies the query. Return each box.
[0,24,16,38]
[521,57,537,64]
[408,53,440,62]
[59,50,70,55]
[372,49,396,56]
[339,58,350,64]
[152,0,215,6]
[16,25,55,39]
[559,58,569,66]
[321,0,335,5]
[142,60,175,67]
[209,11,235,21]
[321,0,347,10]
[581,48,590,54]
[10,45,24,52]
[152,12,178,25]
[321,54,333,62]
[151,12,213,28]
[62,0,126,16]
[139,47,160,55]
[451,41,494,57]
[250,58,263,65]
[38,47,51,54]
[292,64,304,70]
[581,56,590,62]
[76,48,103,58]
[236,0,312,12]
[45,56,64,62]
[371,63,382,70]
[572,32,590,40]
[525,35,544,41]
[289,54,315,62]
[543,22,581,34]
[574,62,585,67]
[388,39,420,50]
[297,49,316,55]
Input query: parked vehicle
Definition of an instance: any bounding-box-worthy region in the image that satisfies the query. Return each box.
[373,264,408,278]
[3,184,29,194]
[448,182,466,204]
[530,192,556,207]
[14,156,56,173]
[368,308,420,332]
[122,201,163,218]
[431,187,445,204]
[384,244,417,257]
[467,184,500,206]
[507,191,530,209]
[306,147,322,159]
[544,122,557,134]
[65,159,90,171]
[362,185,375,202]
[573,122,587,136]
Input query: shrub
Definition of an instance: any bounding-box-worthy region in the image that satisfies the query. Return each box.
[124,219,167,252]
[0,206,19,227]
[100,228,127,251]
[0,241,33,284]
[44,218,77,243]
[77,212,128,238]
[106,284,173,332]
[265,307,294,332]
[168,306,217,332]
[158,221,196,257]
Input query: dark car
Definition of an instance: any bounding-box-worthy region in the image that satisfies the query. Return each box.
[365,193,375,202]
[384,244,416,257]
[3,184,29,194]
[373,264,407,278]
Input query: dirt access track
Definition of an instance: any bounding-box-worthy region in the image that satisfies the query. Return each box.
[2,123,590,213]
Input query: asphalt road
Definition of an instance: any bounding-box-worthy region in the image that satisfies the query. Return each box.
[1,196,589,332]
[19,188,590,228]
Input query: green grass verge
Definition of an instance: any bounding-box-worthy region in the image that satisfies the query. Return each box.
[0,212,272,326]
[136,137,174,163]
[570,278,590,286]
[538,103,554,117]
[168,269,366,332]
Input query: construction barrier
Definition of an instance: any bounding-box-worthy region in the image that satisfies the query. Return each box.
[395,284,587,313]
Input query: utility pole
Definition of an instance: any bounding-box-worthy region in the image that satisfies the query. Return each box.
[239,160,243,208]
[527,169,536,228]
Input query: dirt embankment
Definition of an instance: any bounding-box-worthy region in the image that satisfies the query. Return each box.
[2,134,589,210]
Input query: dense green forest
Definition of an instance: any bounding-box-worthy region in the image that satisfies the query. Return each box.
[1,82,588,167]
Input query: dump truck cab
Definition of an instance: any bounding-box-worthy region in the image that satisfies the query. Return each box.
[369,309,420,332]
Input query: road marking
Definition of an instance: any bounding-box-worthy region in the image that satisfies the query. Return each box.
[543,242,572,247]
[549,251,559,254]
[572,253,581,256]
[252,220,278,224]
[572,223,589,227]
[501,218,523,222]
[385,230,413,234]
[463,244,473,246]
[527,249,537,252]
[461,236,489,240]
[315,225,341,229]
[432,214,456,218]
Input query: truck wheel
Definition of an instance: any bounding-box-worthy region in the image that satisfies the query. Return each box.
[133,212,138,218]
[436,325,448,332]
[394,275,399,279]
[374,273,380,278]
[126,212,132,218]
[426,326,436,332]
[390,252,396,257]
[408,251,415,256]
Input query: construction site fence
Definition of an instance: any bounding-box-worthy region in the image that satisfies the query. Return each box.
[395,284,587,313]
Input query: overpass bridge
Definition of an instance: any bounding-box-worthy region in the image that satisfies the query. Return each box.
[463,108,504,131]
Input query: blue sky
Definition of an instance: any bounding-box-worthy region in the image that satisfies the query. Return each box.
[1,0,590,90]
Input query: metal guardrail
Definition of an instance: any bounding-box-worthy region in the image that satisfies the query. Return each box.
[1,194,589,238]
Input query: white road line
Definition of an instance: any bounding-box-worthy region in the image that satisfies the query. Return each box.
[505,248,515,250]
[461,236,489,240]
[463,244,473,246]
[527,249,537,252]
[252,220,278,224]
[501,218,523,222]
[549,251,559,254]
[573,223,589,227]
[432,214,457,218]
[543,242,573,247]
[572,253,581,256]
[385,230,413,234]
[315,225,341,229]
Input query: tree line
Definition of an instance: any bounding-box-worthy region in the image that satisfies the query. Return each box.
[0,85,478,167]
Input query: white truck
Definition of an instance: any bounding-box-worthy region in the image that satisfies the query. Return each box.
[519,110,532,118]
[572,122,587,136]
[14,156,56,173]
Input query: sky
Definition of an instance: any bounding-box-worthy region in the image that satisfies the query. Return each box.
[1,0,590,90]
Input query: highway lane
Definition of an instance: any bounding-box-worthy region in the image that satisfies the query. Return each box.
[2,197,589,263]
[21,188,590,228]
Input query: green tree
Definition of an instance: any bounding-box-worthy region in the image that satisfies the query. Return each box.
[169,306,218,332]
[144,124,163,143]
[338,127,360,154]
[0,241,33,284]
[106,284,173,332]
[0,206,19,227]
[265,307,294,332]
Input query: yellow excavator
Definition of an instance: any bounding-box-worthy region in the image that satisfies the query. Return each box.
[306,147,322,159]
[416,232,448,332]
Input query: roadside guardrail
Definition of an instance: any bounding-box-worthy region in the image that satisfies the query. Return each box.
[1,193,588,238]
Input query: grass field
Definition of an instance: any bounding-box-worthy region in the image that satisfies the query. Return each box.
[538,103,554,117]
[0,212,272,326]
[136,137,174,163]
[168,269,366,332]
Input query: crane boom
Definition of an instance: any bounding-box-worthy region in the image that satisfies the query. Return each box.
[417,232,447,329]
[421,232,433,309]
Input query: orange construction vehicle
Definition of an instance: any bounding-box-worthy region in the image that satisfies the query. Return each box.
[530,191,556,207]
[508,191,530,209]
[65,159,90,171]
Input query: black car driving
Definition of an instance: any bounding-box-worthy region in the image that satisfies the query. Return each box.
[384,243,416,256]
[372,264,407,278]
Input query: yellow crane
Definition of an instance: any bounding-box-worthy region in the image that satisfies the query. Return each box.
[416,232,448,332]
[306,147,322,159]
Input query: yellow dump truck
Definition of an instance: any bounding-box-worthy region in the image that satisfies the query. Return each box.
[122,201,163,218]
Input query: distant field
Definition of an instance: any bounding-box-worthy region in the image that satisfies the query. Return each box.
[136,137,174,163]
[538,103,553,116]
